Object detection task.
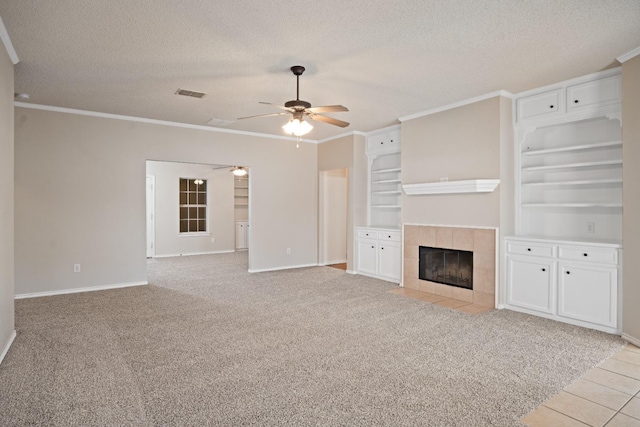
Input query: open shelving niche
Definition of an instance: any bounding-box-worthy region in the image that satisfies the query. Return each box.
[517,115,622,242]
[234,175,249,221]
[369,152,401,228]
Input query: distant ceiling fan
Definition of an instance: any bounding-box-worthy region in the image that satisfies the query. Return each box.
[238,65,349,136]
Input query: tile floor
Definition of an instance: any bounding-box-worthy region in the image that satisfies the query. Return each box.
[387,287,493,314]
[388,287,640,426]
[521,342,640,426]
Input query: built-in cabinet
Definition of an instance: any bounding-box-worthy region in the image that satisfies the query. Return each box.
[235,220,249,250]
[506,68,623,334]
[234,176,249,221]
[355,227,401,283]
[354,126,403,282]
[505,237,620,333]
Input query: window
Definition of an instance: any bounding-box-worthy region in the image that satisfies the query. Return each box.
[179,178,207,233]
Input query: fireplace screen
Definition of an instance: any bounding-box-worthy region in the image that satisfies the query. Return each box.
[419,246,473,290]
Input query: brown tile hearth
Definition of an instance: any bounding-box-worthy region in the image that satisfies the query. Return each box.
[388,288,494,315]
[402,225,498,308]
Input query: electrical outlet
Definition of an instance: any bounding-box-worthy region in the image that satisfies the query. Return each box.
[286,248,291,255]
[73,264,81,273]
[586,222,595,233]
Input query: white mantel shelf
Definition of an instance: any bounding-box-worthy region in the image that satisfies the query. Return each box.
[402,179,500,195]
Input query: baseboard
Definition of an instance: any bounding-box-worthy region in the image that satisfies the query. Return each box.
[345,270,357,275]
[248,263,319,273]
[0,330,16,366]
[153,250,235,258]
[15,281,148,299]
[319,259,347,266]
[622,333,640,347]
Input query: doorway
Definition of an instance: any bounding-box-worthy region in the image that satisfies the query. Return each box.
[146,175,155,258]
[318,169,348,267]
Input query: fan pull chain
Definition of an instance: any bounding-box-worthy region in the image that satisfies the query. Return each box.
[296,136,301,148]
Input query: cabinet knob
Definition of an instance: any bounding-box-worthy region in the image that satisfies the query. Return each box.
[388,235,391,238]
[371,246,374,249]
[574,99,579,104]
[381,247,384,250]
[380,142,384,145]
[566,271,571,275]
[549,105,554,109]
[527,248,532,252]
[541,268,546,272]
[583,253,588,257]
[390,139,394,143]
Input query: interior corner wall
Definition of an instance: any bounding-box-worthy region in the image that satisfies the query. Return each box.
[622,55,640,343]
[14,108,318,294]
[0,40,15,357]
[400,97,502,227]
[146,161,235,257]
[318,134,367,272]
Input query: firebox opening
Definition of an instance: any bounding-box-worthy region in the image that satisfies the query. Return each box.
[419,246,473,290]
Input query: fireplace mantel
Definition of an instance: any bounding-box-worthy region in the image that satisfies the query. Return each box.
[402,179,500,196]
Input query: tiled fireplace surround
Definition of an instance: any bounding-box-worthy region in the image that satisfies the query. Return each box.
[403,225,497,308]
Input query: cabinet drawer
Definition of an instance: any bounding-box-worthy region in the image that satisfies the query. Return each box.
[517,89,562,121]
[558,246,618,265]
[507,241,555,258]
[379,231,401,242]
[357,229,377,239]
[366,129,400,154]
[567,75,621,112]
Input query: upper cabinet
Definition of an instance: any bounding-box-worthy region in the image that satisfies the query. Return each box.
[366,125,401,229]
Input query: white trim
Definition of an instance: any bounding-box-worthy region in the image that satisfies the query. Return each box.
[319,259,347,266]
[616,46,640,64]
[402,179,500,195]
[153,250,234,258]
[403,222,499,230]
[177,232,211,238]
[364,124,402,136]
[398,90,514,122]
[0,16,19,64]
[248,263,319,273]
[15,281,148,299]
[622,333,640,348]
[345,270,357,275]
[13,102,318,143]
[316,130,367,144]
[0,330,16,366]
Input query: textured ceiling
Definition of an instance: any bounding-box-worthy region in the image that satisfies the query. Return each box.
[1,1,639,140]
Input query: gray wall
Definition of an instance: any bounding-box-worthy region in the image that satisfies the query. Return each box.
[622,55,640,343]
[146,161,235,257]
[0,41,14,357]
[14,108,318,294]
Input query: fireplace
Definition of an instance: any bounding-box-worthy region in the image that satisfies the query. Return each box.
[419,246,473,290]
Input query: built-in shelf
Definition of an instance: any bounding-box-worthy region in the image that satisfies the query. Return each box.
[371,167,402,174]
[523,179,623,187]
[372,179,402,184]
[234,195,248,198]
[371,205,401,209]
[372,190,402,195]
[522,203,622,208]
[522,140,622,156]
[522,159,622,172]
[403,179,500,195]
[234,186,248,189]
[235,203,248,207]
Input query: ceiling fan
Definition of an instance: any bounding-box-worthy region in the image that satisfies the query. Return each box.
[238,65,349,136]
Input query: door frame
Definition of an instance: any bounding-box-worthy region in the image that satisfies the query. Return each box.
[146,175,156,258]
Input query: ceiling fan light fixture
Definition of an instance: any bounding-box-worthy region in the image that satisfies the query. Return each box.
[283,118,313,136]
[231,166,248,177]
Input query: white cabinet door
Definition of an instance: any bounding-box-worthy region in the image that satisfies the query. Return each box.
[378,242,401,281]
[558,262,617,328]
[235,221,248,249]
[357,239,378,276]
[517,89,562,121]
[507,255,555,314]
[566,75,621,112]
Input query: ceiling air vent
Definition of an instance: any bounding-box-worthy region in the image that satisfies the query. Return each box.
[175,88,206,99]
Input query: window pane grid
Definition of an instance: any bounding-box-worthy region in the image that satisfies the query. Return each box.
[179,178,207,233]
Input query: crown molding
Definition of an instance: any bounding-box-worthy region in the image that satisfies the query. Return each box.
[316,130,367,144]
[0,16,19,64]
[398,90,514,122]
[13,102,318,143]
[617,46,640,64]
[514,67,621,99]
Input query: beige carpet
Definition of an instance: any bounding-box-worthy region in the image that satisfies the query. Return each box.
[0,252,625,426]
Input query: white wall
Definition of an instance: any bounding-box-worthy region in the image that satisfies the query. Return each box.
[146,161,235,257]
[319,169,347,264]
[14,107,318,295]
[0,32,15,360]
